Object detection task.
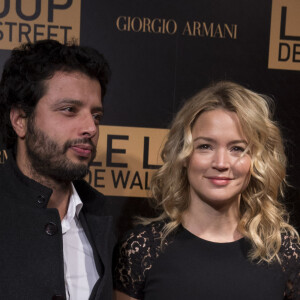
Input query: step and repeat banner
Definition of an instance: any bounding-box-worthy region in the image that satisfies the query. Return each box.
[0,0,299,235]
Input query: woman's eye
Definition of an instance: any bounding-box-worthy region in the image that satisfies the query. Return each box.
[197,144,212,150]
[231,146,245,152]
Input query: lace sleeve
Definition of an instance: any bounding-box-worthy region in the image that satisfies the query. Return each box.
[280,234,300,300]
[113,222,165,299]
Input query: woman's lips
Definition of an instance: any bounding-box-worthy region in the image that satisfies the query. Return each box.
[206,177,233,186]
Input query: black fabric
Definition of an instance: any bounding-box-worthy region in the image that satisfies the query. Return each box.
[114,221,300,300]
[0,152,115,300]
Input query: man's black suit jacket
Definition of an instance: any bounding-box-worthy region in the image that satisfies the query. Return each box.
[0,153,115,300]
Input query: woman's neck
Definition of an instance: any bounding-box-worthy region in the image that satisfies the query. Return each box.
[181,196,242,243]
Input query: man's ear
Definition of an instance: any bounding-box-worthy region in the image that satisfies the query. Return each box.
[10,106,28,138]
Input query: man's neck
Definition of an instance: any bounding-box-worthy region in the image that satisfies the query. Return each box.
[47,183,72,221]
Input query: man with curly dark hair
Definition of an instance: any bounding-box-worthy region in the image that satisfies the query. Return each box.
[0,39,114,300]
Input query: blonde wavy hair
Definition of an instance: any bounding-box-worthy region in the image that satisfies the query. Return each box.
[148,80,298,263]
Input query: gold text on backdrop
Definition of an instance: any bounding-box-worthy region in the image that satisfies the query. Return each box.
[116,16,238,39]
[116,16,177,34]
[182,21,237,39]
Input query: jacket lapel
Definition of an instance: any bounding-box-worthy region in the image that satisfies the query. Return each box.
[82,213,114,271]
[73,180,115,299]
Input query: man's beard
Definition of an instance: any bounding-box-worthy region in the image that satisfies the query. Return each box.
[25,118,96,182]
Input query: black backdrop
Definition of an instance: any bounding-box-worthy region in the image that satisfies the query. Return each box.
[0,0,299,237]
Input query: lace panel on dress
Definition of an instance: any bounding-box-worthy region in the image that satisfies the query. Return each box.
[280,234,300,299]
[114,221,169,299]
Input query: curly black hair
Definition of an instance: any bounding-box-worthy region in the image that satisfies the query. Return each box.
[0,39,111,149]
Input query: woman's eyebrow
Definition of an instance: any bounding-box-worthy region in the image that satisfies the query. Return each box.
[193,136,248,145]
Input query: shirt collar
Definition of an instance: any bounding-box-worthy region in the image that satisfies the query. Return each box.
[61,183,83,234]
[70,182,83,217]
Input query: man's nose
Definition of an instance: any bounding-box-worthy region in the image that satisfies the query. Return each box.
[79,113,97,138]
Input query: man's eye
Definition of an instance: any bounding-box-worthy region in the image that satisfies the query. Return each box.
[93,114,103,124]
[62,107,75,113]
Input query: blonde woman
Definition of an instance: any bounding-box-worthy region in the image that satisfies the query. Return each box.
[114,81,300,300]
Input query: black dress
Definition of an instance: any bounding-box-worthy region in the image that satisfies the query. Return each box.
[114,221,300,300]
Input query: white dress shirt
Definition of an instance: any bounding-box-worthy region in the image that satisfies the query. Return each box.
[61,183,99,300]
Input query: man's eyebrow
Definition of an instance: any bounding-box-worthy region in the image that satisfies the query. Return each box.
[92,106,104,113]
[55,99,83,106]
[53,99,104,112]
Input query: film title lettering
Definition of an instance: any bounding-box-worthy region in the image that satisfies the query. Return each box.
[143,137,161,169]
[268,0,300,70]
[0,22,71,43]
[278,43,300,62]
[84,125,167,197]
[86,168,106,188]
[111,170,150,190]
[0,0,72,21]
[0,0,80,49]
[106,135,128,168]
[277,7,300,63]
